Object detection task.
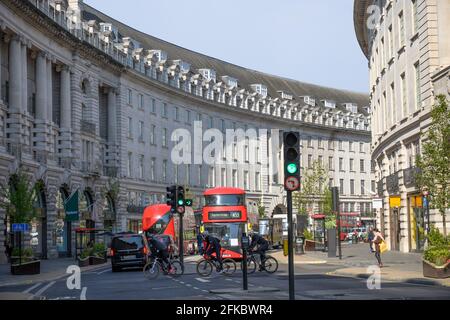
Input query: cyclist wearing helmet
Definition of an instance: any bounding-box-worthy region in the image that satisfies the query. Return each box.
[147,234,173,274]
[249,231,269,270]
[202,232,223,272]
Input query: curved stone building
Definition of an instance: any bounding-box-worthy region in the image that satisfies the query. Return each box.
[0,0,371,262]
[354,0,450,252]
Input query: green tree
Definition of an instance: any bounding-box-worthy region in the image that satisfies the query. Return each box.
[416,95,450,236]
[0,169,39,224]
[294,160,335,227]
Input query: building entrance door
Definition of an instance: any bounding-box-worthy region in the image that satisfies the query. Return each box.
[390,207,400,251]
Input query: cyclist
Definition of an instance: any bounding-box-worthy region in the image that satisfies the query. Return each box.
[202,232,223,272]
[147,234,174,274]
[249,231,269,271]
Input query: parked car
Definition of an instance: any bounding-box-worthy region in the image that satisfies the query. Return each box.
[110,233,148,272]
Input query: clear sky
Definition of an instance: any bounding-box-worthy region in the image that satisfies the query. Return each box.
[84,0,369,93]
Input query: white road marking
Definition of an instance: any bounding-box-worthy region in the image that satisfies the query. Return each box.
[80,287,87,300]
[22,283,42,293]
[185,284,192,287]
[31,281,56,299]
[179,281,185,284]
[97,269,110,275]
[195,278,210,283]
[202,290,208,293]
[193,287,199,290]
[225,278,233,281]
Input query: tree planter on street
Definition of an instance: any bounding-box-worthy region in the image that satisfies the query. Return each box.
[11,259,40,275]
[78,257,90,267]
[422,259,450,279]
[89,253,107,265]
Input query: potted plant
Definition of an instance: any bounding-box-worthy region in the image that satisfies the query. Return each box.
[89,243,107,265]
[0,170,41,275]
[78,248,92,267]
[422,227,450,279]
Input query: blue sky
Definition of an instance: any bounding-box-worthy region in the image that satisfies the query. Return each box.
[85,0,368,93]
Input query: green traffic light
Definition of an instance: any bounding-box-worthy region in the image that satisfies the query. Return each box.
[185,199,192,206]
[178,199,184,206]
[287,163,298,174]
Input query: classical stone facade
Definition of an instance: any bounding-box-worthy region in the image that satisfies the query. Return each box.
[354,0,450,252]
[0,0,372,263]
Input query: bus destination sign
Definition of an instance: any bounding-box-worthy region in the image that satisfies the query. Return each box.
[208,211,242,220]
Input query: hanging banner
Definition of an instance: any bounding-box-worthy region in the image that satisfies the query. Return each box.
[65,190,79,222]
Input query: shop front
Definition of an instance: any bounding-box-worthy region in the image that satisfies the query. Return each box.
[30,185,47,259]
[55,188,73,257]
[389,196,401,251]
[79,190,95,243]
[408,195,425,252]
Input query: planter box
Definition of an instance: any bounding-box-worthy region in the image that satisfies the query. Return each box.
[89,255,107,265]
[78,257,90,267]
[11,260,40,275]
[422,259,450,279]
[305,240,316,251]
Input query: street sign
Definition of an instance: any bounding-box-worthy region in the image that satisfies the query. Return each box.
[12,223,29,232]
[372,198,383,209]
[284,176,300,191]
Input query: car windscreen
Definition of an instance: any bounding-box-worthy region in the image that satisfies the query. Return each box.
[112,236,144,250]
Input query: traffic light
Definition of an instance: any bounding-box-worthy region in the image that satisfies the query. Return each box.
[283,131,300,191]
[184,188,193,207]
[176,186,185,214]
[166,185,177,212]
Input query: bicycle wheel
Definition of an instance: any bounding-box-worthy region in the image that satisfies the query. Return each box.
[170,260,184,277]
[222,258,236,276]
[196,259,213,277]
[143,261,160,280]
[263,256,278,273]
[241,256,257,274]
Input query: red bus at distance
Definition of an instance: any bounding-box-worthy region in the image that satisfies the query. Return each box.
[142,204,175,238]
[202,187,247,260]
[337,212,361,241]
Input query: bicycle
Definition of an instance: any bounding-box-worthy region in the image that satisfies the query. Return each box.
[196,254,236,277]
[241,250,278,274]
[143,255,184,280]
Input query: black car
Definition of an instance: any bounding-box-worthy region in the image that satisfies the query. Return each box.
[110,233,148,272]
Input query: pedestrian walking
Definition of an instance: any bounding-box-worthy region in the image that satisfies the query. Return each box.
[368,227,375,253]
[372,228,384,268]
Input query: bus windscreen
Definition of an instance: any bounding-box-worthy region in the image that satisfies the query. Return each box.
[204,194,245,206]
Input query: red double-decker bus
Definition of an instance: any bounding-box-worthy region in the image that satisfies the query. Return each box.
[338,212,361,241]
[202,187,247,260]
[142,204,175,238]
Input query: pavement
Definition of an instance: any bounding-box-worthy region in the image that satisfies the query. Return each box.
[0,243,448,300]
[0,257,108,288]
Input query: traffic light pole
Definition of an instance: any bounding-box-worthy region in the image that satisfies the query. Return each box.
[179,210,184,265]
[287,190,295,300]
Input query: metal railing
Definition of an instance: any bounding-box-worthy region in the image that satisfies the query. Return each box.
[80,120,96,135]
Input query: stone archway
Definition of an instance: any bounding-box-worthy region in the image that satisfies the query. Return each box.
[32,181,48,259]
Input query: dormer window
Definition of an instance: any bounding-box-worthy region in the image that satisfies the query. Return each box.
[321,99,336,109]
[173,60,190,73]
[343,103,358,113]
[148,50,167,62]
[277,91,293,101]
[221,76,238,89]
[250,84,267,98]
[301,96,315,106]
[199,69,216,82]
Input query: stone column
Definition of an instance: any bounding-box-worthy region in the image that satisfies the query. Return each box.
[21,42,28,113]
[35,52,48,120]
[47,58,53,123]
[59,66,72,168]
[0,31,3,104]
[107,88,116,144]
[8,35,22,112]
[60,66,71,128]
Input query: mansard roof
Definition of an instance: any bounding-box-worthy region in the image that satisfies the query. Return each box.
[82,4,369,115]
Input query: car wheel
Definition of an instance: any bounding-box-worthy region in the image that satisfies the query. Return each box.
[112,266,121,272]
